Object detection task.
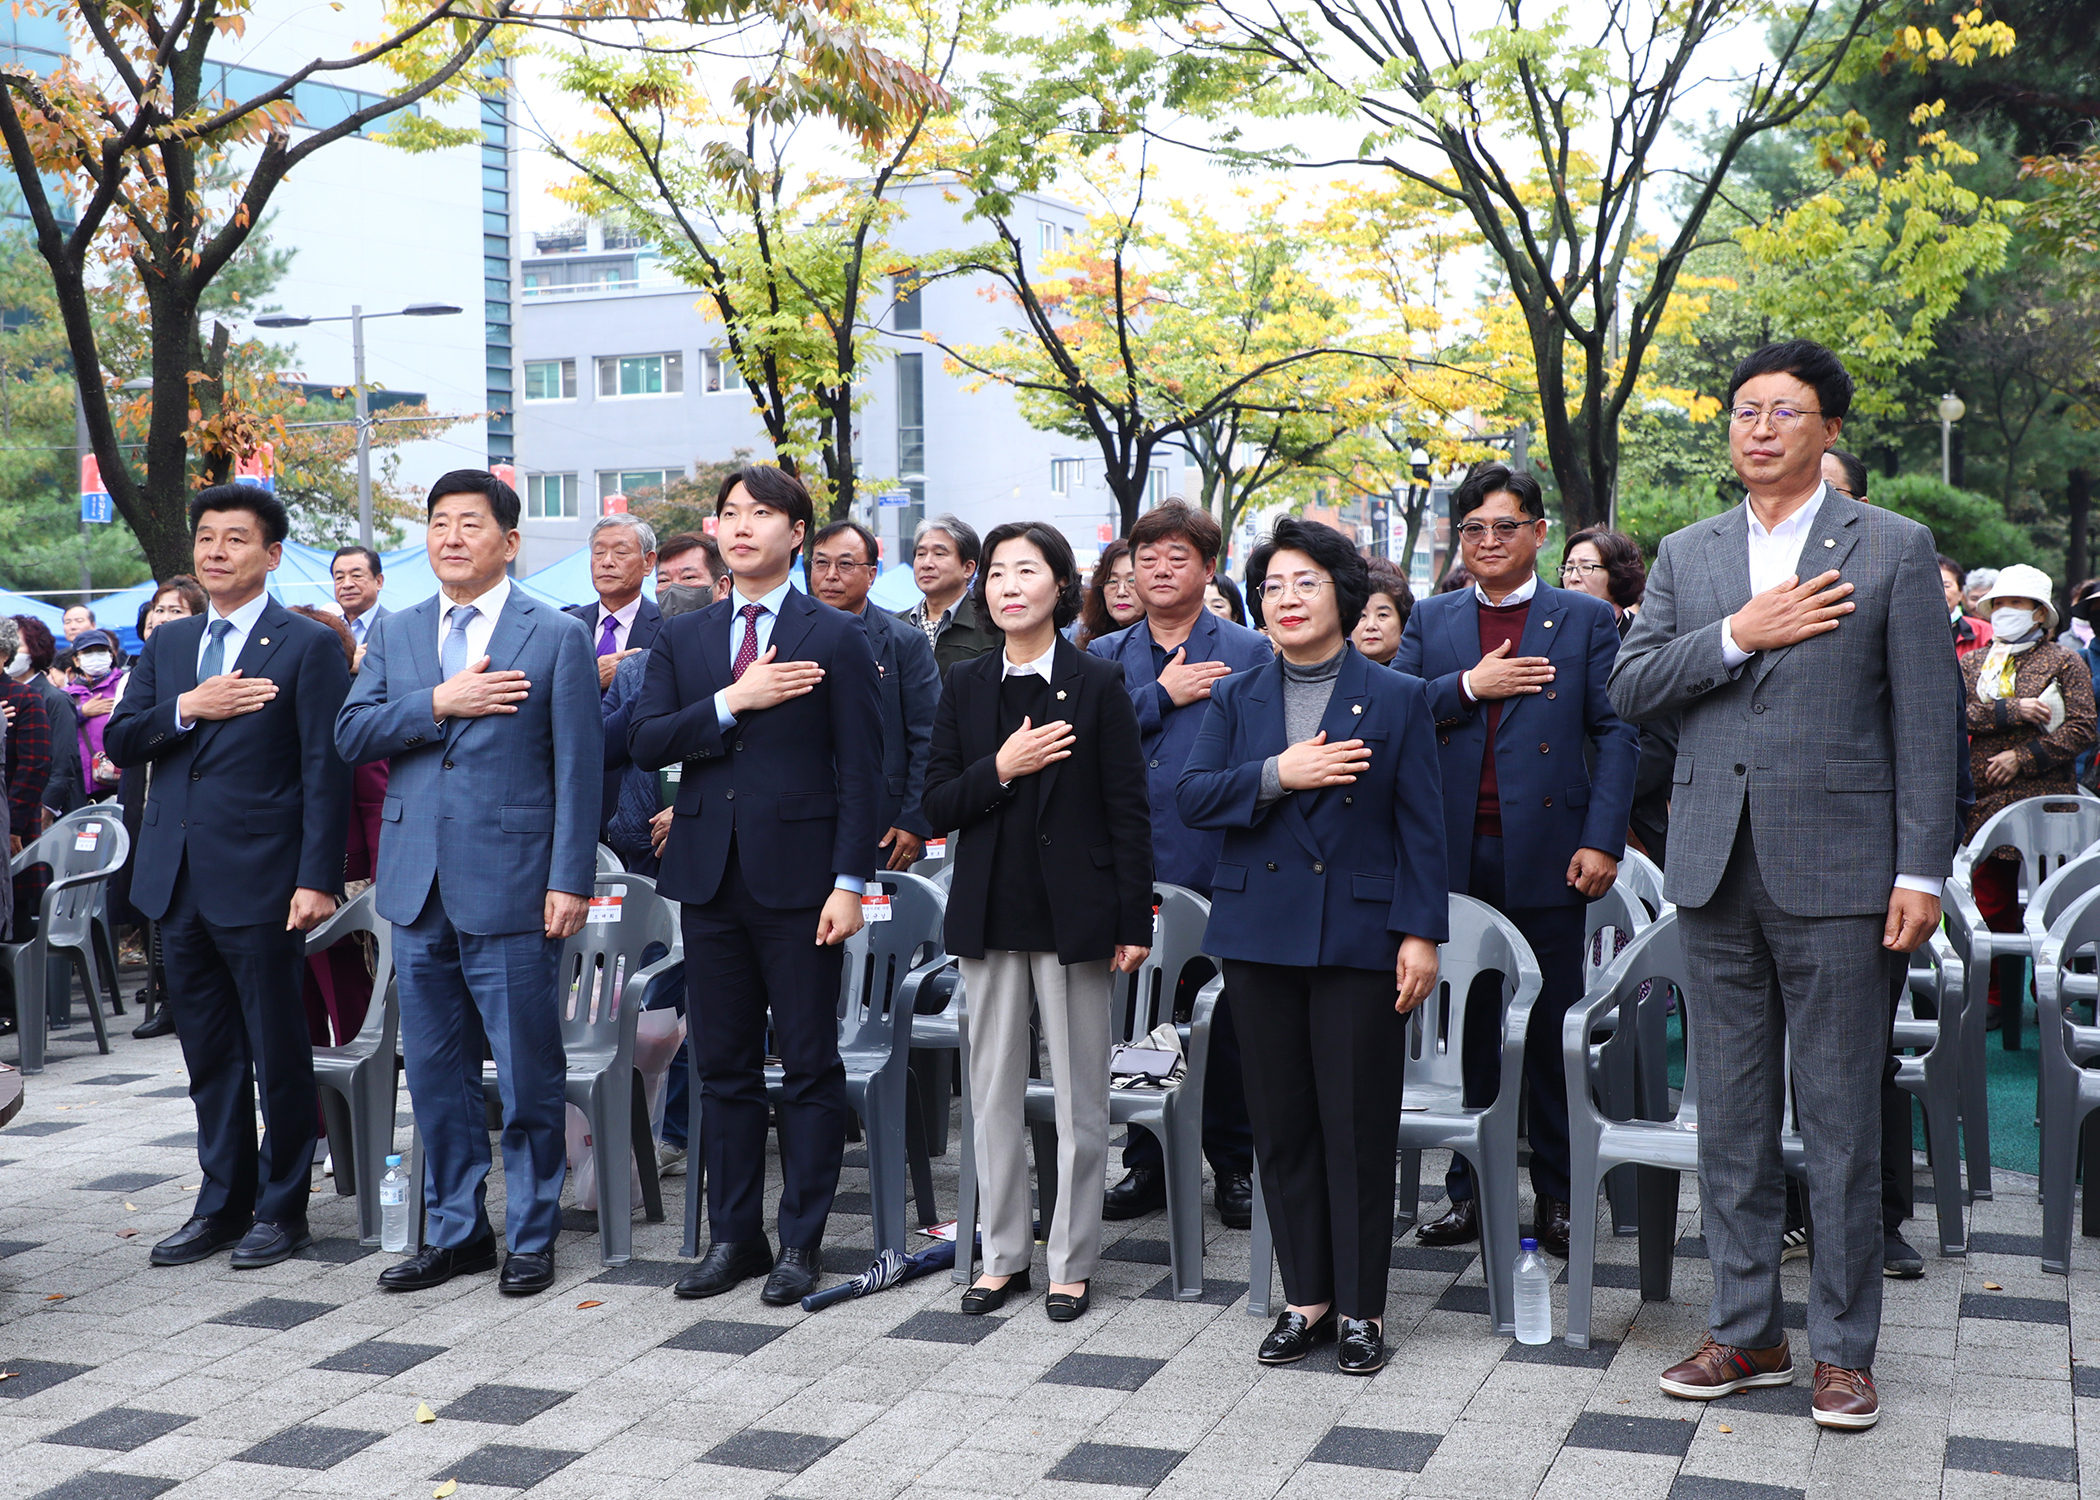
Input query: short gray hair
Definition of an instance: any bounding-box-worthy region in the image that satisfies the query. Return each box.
[912,512,979,567]
[1965,568,1998,593]
[590,513,658,556]
[0,616,18,659]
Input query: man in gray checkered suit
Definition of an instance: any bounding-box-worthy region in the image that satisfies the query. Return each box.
[1610,340,1959,1431]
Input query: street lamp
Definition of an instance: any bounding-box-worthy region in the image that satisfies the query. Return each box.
[1937,392,1966,488]
[254,303,463,549]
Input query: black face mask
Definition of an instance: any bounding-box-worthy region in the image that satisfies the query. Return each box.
[2075,595,2100,627]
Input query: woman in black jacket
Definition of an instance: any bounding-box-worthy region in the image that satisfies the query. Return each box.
[921,520,1155,1323]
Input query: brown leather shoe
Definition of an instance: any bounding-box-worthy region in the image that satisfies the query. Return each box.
[1658,1333,1795,1400]
[1811,1363,1879,1429]
[1534,1195,1571,1258]
[1415,1199,1478,1246]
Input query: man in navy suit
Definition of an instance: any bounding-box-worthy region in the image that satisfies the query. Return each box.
[1088,500,1270,1229]
[567,514,665,835]
[108,485,352,1271]
[1395,463,1639,1256]
[808,519,939,872]
[629,464,882,1306]
[337,469,603,1296]
[331,544,389,662]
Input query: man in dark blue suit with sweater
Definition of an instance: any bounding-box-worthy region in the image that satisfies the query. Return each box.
[1089,500,1271,1228]
[629,464,882,1307]
[108,485,352,1271]
[1395,463,1639,1257]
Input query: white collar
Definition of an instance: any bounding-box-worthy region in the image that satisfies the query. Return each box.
[1002,641,1057,682]
[1474,574,1539,608]
[207,591,272,634]
[1745,486,1826,541]
[730,575,796,618]
[440,573,511,620]
[599,594,643,626]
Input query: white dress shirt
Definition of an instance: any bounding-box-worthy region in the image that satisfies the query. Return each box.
[591,595,643,653]
[345,609,375,647]
[1458,572,1540,704]
[1001,641,1056,682]
[172,591,271,731]
[437,575,510,667]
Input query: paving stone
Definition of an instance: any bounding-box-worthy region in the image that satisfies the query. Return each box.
[2072,1365,2100,1398]
[438,1443,583,1488]
[832,1192,873,1215]
[823,1245,881,1274]
[1708,1382,1813,1417]
[0,1360,95,1397]
[1141,1275,1245,1305]
[1044,1442,1184,1488]
[887,1312,1000,1345]
[0,1239,42,1257]
[1676,1236,1708,1259]
[207,1299,336,1331]
[438,1384,573,1425]
[42,1408,192,1451]
[139,1087,190,1098]
[1667,1478,1803,1500]
[143,1134,196,1149]
[1039,1354,1163,1392]
[310,1340,447,1377]
[1968,1232,2047,1256]
[231,1423,386,1469]
[586,1258,688,1285]
[1390,1245,1477,1273]
[12,1121,84,1136]
[75,1173,176,1194]
[1305,1426,1440,1471]
[1563,1412,1697,1457]
[77,1074,156,1087]
[1942,1435,2079,1482]
[1436,1284,1492,1315]
[29,1475,178,1500]
[701,1429,840,1473]
[1959,1293,2070,1326]
[1102,1238,1170,1265]
[1505,1338,1620,1369]
[661,1320,789,1356]
[292,1238,375,1264]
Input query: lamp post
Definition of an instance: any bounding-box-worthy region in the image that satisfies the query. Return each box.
[254,302,463,549]
[1938,392,1966,488]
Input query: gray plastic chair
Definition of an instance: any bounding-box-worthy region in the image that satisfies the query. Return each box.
[2030,885,2100,1273]
[46,806,126,1020]
[2022,849,2100,1013]
[1890,933,1971,1257]
[1581,883,1650,1237]
[1249,895,1541,1333]
[306,889,399,1246]
[5,810,130,1073]
[1941,884,2002,1200]
[595,842,624,874]
[1617,848,1669,919]
[1955,794,2100,1051]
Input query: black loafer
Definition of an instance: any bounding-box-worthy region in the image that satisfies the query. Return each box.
[1883,1230,1925,1280]
[1416,1199,1479,1245]
[500,1250,556,1295]
[961,1267,1031,1315]
[1337,1317,1386,1375]
[1045,1282,1090,1322]
[1215,1172,1253,1230]
[675,1237,775,1300]
[131,1006,176,1040]
[230,1219,311,1269]
[378,1228,499,1291]
[150,1214,251,1267]
[1257,1307,1337,1364]
[1102,1168,1166,1221]
[760,1245,822,1307]
[1534,1195,1572,1259]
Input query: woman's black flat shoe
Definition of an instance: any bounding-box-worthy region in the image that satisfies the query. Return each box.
[1337,1317,1386,1375]
[1045,1283,1091,1322]
[960,1268,1030,1315]
[1257,1307,1338,1364]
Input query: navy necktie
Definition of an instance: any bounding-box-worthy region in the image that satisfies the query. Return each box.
[198,618,233,680]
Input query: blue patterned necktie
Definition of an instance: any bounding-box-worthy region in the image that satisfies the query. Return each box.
[198,618,233,680]
[441,604,479,679]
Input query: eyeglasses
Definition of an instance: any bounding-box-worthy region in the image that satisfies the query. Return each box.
[1559,561,1606,579]
[1457,519,1533,544]
[809,557,877,575]
[1257,577,1331,603]
[1729,405,1824,428]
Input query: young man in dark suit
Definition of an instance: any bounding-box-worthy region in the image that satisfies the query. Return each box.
[107,485,352,1270]
[629,464,882,1306]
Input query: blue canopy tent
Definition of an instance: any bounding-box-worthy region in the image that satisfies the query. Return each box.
[869,562,922,613]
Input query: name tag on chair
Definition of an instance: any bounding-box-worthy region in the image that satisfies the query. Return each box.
[73,826,99,852]
[922,837,947,860]
[861,893,893,922]
[586,895,623,924]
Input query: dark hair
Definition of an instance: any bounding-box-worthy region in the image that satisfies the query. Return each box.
[1453,461,1546,521]
[1725,338,1854,422]
[1129,499,1223,562]
[64,603,95,623]
[289,604,356,667]
[1246,515,1372,634]
[1362,557,1414,632]
[190,482,289,546]
[1936,552,1963,583]
[811,519,880,567]
[974,521,1084,630]
[1824,448,1869,500]
[1208,572,1246,626]
[715,463,815,561]
[658,531,721,577]
[331,544,383,577]
[1560,527,1647,608]
[15,615,55,671]
[154,575,210,618]
[426,468,521,531]
[1437,563,1474,595]
[1077,538,1135,646]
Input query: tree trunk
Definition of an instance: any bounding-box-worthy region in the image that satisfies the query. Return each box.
[2069,467,2093,603]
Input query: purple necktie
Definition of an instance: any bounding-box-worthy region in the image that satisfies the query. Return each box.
[597,613,620,657]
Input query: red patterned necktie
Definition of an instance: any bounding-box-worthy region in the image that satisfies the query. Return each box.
[731,602,766,681]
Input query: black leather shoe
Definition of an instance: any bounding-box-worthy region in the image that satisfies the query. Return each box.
[150,1215,250,1267]
[131,1006,176,1040]
[230,1219,311,1269]
[1257,1307,1338,1364]
[675,1237,775,1300]
[1337,1317,1386,1375]
[1535,1195,1572,1259]
[1102,1167,1166,1221]
[378,1229,499,1292]
[1416,1199,1479,1246]
[961,1267,1031,1315]
[1045,1282,1090,1323]
[500,1250,556,1295]
[1215,1172,1253,1230]
[760,1245,821,1307]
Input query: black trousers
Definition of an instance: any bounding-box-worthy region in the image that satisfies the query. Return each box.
[1449,834,1586,1204]
[1123,957,1252,1176]
[1228,958,1407,1319]
[160,857,316,1226]
[680,849,848,1250]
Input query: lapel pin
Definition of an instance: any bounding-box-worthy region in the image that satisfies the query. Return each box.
[1056,690,1067,700]
[258,637,269,646]
[1351,704,1362,715]
[1824,538,1836,547]
[1542,619,1553,628]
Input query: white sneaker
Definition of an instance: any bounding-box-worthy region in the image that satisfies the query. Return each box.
[1780,1225,1811,1264]
[656,1143,687,1177]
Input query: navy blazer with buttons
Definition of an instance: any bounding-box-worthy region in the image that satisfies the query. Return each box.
[1088,608,1274,895]
[1393,581,1639,908]
[858,601,941,864]
[568,596,663,831]
[1176,646,1449,970]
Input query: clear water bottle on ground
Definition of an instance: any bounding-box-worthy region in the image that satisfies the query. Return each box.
[380,1154,410,1253]
[1514,1236,1552,1345]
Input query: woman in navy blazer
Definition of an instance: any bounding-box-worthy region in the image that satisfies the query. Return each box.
[1177,517,1447,1375]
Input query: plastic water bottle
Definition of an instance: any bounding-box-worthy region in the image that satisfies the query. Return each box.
[1514,1236,1553,1345]
[379,1154,410,1253]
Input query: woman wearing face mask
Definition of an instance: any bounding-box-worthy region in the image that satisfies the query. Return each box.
[1962,564,2098,1028]
[11,615,81,818]
[64,628,127,795]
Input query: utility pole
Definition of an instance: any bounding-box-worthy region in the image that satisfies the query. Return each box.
[352,304,373,552]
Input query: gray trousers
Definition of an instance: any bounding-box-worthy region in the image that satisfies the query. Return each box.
[961,951,1112,1284]
[1677,820,1889,1369]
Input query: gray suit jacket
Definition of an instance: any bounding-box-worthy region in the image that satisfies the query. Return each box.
[1607,486,1958,917]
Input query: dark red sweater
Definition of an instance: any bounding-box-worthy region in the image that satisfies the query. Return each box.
[1474,599,1532,839]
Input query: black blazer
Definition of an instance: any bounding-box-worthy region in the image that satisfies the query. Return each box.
[921,636,1154,965]
[569,596,664,832]
[860,602,941,856]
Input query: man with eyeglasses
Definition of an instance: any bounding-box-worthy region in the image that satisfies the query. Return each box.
[810,520,940,872]
[1610,340,1957,1432]
[1394,462,1638,1261]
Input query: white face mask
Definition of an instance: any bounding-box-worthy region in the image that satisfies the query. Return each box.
[76,651,112,679]
[4,651,25,677]
[1990,606,2042,644]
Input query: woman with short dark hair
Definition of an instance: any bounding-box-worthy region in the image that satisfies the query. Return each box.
[1074,539,1143,648]
[1558,528,1647,626]
[1351,559,1413,665]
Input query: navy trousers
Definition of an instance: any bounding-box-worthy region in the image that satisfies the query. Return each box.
[161,858,316,1226]
[394,883,568,1253]
[1122,958,1253,1177]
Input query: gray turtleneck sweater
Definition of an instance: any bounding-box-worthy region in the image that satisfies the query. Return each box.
[1257,645,1346,808]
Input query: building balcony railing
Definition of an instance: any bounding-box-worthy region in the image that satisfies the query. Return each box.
[519,275,690,302]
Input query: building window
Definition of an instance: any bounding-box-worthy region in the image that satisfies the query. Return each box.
[892,272,921,332]
[896,353,924,478]
[596,353,682,398]
[600,218,643,250]
[526,473,578,520]
[1146,467,1169,507]
[598,470,671,511]
[522,359,575,401]
[1038,222,1075,256]
[1050,458,1083,495]
[701,350,744,394]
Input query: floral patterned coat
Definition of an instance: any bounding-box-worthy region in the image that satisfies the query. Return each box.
[1962,639,2098,852]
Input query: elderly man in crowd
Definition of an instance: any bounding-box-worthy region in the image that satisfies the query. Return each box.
[331,546,388,660]
[658,532,732,601]
[568,514,663,691]
[902,513,998,678]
